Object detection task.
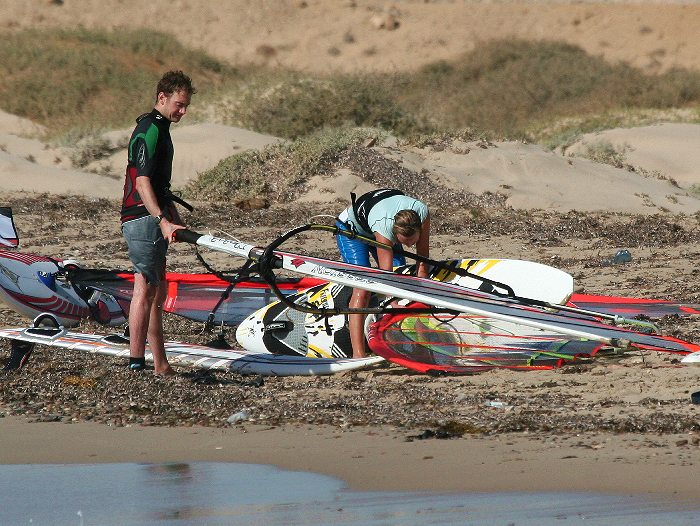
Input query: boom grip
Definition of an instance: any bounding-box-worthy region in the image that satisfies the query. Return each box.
[173,228,203,245]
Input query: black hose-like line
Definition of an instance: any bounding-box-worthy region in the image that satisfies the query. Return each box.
[313,223,517,297]
[256,224,459,317]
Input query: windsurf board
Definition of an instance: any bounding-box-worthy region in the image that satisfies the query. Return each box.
[0,325,383,376]
[236,258,575,358]
[416,258,574,305]
[0,207,19,247]
[235,281,355,358]
[0,250,123,327]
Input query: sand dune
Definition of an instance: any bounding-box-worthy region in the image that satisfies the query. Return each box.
[566,122,700,188]
[0,111,281,197]
[2,108,698,213]
[3,1,700,74]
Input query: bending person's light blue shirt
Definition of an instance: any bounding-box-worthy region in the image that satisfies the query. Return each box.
[339,195,429,242]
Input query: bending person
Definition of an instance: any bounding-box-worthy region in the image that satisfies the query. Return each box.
[336,188,430,358]
[120,71,195,374]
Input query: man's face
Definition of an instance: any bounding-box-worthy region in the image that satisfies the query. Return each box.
[157,90,191,123]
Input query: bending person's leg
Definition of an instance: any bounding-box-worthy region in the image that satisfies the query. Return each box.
[336,221,372,358]
[348,289,371,358]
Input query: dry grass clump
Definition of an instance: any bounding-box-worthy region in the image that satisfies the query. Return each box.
[0,27,234,139]
[223,72,422,139]
[186,127,382,202]
[3,29,700,152]
[581,140,629,169]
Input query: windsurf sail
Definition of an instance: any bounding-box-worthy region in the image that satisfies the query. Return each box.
[0,247,324,328]
[66,267,322,326]
[0,207,19,247]
[173,228,700,355]
[368,303,615,374]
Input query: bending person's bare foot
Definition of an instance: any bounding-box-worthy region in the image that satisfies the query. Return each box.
[155,366,176,376]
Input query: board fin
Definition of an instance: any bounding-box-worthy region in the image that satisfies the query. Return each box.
[3,340,34,370]
[205,331,233,350]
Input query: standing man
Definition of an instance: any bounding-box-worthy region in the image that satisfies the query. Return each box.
[120,70,195,374]
[336,189,430,358]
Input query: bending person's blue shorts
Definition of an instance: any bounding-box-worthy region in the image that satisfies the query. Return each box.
[122,216,168,284]
[335,220,405,268]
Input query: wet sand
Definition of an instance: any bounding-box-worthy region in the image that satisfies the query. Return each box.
[2,415,700,499]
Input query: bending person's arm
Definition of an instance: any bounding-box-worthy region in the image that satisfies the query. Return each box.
[416,214,430,278]
[374,232,396,272]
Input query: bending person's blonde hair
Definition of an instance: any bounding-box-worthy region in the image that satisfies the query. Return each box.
[392,209,422,238]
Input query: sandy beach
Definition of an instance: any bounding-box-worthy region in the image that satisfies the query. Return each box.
[1,0,700,505]
[3,415,699,499]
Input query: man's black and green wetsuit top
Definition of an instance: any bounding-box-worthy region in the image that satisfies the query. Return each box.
[121,109,173,223]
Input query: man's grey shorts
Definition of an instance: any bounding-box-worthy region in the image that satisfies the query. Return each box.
[122,216,168,284]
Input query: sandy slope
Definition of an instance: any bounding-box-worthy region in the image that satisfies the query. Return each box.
[0,110,280,196]
[567,122,700,188]
[3,1,700,74]
[1,107,697,213]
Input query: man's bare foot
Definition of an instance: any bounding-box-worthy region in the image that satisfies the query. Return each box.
[154,366,176,376]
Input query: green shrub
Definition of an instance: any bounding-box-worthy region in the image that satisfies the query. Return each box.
[0,27,233,138]
[228,73,420,139]
[394,39,700,137]
[187,127,381,202]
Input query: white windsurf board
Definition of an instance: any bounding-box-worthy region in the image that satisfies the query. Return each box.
[0,250,125,327]
[0,326,383,376]
[681,351,700,365]
[235,258,575,357]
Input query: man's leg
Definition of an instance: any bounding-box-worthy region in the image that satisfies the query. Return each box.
[123,215,172,373]
[146,277,174,375]
[129,272,157,366]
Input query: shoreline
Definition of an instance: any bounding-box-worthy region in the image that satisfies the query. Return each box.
[2,415,699,499]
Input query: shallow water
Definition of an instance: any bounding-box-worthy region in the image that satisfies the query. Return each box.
[1,462,698,525]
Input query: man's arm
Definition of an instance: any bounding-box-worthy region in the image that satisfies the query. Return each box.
[134,176,183,241]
